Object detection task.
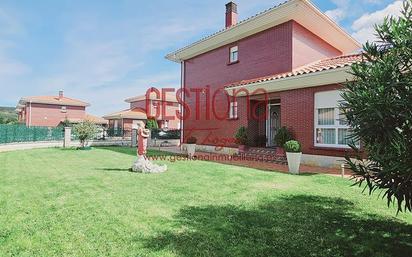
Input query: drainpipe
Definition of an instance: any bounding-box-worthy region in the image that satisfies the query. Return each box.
[180,60,185,147]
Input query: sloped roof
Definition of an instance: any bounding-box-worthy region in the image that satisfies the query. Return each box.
[103,108,148,120]
[225,54,363,89]
[60,114,108,125]
[18,95,90,107]
[166,0,360,62]
[125,91,178,103]
[85,114,108,125]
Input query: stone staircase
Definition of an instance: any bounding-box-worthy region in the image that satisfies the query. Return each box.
[237,147,287,165]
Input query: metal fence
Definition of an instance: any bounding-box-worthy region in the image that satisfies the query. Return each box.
[0,124,64,144]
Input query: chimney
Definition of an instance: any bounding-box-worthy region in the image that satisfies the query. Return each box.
[58,90,64,99]
[225,2,238,28]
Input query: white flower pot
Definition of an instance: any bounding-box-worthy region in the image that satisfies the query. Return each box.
[186,144,196,158]
[286,152,302,174]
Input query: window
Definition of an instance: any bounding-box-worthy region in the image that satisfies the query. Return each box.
[314,91,358,148]
[229,46,238,63]
[164,120,169,129]
[229,101,238,119]
[61,106,67,113]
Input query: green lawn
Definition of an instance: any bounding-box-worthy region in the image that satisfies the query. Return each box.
[0,147,411,257]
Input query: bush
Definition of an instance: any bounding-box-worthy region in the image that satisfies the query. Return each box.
[235,127,248,145]
[284,140,301,153]
[341,1,412,213]
[146,118,158,129]
[186,136,197,144]
[151,129,181,140]
[274,127,294,147]
[73,121,98,148]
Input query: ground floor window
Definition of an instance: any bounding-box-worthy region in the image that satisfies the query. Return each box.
[314,90,357,148]
[229,101,238,119]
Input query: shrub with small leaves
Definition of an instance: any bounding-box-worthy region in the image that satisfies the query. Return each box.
[284,140,301,153]
[341,0,412,213]
[73,121,98,148]
[235,127,248,145]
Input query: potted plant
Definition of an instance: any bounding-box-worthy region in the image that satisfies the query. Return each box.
[186,136,197,158]
[274,126,293,156]
[284,140,302,174]
[235,126,248,152]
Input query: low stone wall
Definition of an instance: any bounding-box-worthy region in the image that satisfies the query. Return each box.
[150,139,180,147]
[0,139,131,153]
[181,144,239,156]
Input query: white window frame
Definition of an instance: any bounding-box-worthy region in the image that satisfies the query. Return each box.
[229,101,238,119]
[314,90,359,149]
[61,106,67,113]
[164,120,169,129]
[229,46,238,63]
[314,107,352,148]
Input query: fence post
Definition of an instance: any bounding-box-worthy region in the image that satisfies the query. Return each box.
[64,127,72,148]
[131,129,137,148]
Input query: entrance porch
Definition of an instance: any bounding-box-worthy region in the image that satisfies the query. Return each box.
[247,98,281,148]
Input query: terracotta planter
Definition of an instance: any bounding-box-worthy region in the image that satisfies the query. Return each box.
[286,152,302,174]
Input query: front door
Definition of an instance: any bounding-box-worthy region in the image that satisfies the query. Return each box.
[267,105,281,147]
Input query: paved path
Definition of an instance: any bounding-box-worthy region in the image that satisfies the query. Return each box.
[150,146,351,178]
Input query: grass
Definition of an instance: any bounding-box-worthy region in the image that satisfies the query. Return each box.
[0,147,411,257]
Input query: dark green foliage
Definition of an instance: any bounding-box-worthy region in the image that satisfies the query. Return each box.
[0,107,18,124]
[146,118,158,129]
[274,126,294,147]
[284,140,301,153]
[186,136,197,144]
[0,124,64,144]
[341,0,412,213]
[235,126,248,145]
[151,129,181,140]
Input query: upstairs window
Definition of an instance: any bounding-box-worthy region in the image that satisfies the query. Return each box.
[229,46,238,63]
[229,101,238,119]
[61,106,67,113]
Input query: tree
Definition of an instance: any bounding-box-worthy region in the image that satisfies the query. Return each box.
[341,0,412,213]
[73,121,98,148]
[146,118,159,129]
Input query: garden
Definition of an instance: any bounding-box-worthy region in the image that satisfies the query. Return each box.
[0,147,411,257]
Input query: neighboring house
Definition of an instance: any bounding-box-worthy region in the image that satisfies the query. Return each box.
[103,91,180,134]
[16,91,107,127]
[166,0,362,165]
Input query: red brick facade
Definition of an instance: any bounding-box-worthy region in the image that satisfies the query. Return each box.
[182,20,348,156]
[20,103,86,127]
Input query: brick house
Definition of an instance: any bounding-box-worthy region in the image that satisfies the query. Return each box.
[16,91,107,127]
[166,0,363,167]
[103,91,180,134]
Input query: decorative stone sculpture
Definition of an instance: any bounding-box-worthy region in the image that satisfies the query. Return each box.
[131,121,167,173]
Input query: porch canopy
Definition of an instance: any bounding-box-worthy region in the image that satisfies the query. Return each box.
[225,54,362,96]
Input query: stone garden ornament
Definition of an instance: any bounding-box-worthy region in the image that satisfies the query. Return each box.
[131,121,167,173]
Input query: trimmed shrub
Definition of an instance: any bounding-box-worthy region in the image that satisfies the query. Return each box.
[284,140,301,153]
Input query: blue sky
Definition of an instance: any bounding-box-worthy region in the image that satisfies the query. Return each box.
[0,0,402,115]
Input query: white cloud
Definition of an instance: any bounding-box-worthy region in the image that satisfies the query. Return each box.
[325,8,347,22]
[351,0,403,43]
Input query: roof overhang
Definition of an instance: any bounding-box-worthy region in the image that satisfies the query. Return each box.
[166,0,360,62]
[225,66,353,96]
[18,98,90,107]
